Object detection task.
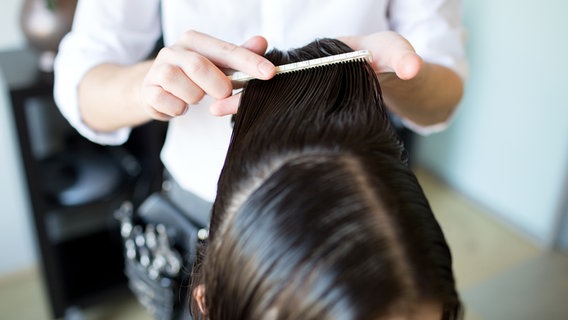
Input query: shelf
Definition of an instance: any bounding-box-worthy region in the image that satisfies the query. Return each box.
[1,47,166,319]
[45,192,128,244]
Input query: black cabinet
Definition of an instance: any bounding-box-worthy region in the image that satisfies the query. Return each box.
[1,48,167,319]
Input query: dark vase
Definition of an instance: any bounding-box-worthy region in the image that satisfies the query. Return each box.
[20,0,77,72]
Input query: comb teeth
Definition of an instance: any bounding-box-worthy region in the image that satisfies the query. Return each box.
[229,50,372,85]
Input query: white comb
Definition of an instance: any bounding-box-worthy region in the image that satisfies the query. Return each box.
[229,50,372,86]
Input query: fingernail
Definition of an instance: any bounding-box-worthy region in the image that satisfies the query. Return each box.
[258,61,275,77]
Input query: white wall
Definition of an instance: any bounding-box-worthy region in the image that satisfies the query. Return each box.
[417,0,568,246]
[0,72,37,275]
[0,0,37,276]
[0,0,27,50]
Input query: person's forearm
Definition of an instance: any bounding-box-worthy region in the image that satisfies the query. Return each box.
[78,61,154,132]
[379,62,463,127]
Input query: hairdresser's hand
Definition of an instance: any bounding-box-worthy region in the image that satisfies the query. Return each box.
[340,32,463,127]
[141,31,276,120]
[340,31,423,80]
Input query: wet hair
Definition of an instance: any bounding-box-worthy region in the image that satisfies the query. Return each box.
[190,38,462,320]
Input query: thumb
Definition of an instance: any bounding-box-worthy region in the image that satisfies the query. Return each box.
[394,52,422,80]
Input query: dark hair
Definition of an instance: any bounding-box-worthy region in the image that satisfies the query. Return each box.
[191,39,462,320]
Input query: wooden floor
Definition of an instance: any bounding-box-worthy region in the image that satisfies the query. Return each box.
[1,167,566,320]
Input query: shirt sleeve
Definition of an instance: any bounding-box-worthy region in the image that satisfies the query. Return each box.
[388,0,468,135]
[389,0,468,79]
[53,0,162,145]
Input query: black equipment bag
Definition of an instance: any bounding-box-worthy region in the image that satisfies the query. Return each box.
[115,193,208,320]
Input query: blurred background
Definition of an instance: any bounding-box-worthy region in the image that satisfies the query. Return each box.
[0,0,567,319]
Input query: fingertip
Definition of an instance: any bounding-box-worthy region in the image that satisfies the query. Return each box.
[258,60,276,79]
[208,104,222,116]
[242,36,273,79]
[208,100,225,116]
[242,35,269,54]
[209,94,240,116]
[397,53,422,80]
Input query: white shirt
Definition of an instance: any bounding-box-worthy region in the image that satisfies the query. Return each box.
[54,0,467,202]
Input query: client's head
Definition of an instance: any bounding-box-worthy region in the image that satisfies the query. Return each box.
[191,39,462,320]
